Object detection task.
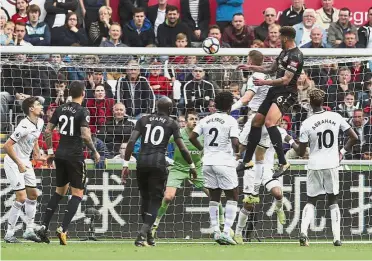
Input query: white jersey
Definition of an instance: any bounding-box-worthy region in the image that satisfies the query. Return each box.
[299,111,350,170]
[247,72,271,112]
[5,117,44,163]
[193,112,239,167]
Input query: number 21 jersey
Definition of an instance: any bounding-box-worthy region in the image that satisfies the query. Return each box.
[50,102,90,161]
[299,111,350,170]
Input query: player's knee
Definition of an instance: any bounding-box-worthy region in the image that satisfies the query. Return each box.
[243,202,254,212]
[327,194,338,206]
[264,118,276,128]
[270,187,283,200]
[56,185,69,196]
[163,192,175,203]
[70,187,84,198]
[307,196,317,206]
[26,188,38,200]
[225,188,239,201]
[252,114,265,127]
[15,190,27,203]
[255,147,266,161]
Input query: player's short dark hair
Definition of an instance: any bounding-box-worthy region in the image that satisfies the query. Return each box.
[280,26,296,40]
[69,81,85,98]
[166,5,178,14]
[309,88,325,107]
[214,91,234,112]
[248,50,264,66]
[22,96,38,115]
[339,7,351,15]
[185,110,198,121]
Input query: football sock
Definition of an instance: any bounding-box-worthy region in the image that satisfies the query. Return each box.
[267,126,287,165]
[301,203,315,236]
[275,199,283,210]
[61,195,82,233]
[25,198,37,231]
[43,192,63,230]
[330,204,341,241]
[218,203,225,225]
[235,207,250,236]
[223,200,238,235]
[6,201,23,237]
[243,126,262,163]
[140,197,162,235]
[209,201,220,232]
[154,200,169,226]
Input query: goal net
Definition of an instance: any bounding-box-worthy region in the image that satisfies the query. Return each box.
[0,46,371,242]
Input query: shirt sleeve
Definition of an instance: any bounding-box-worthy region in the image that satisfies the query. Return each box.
[299,124,309,143]
[10,121,29,142]
[246,76,258,93]
[50,108,59,126]
[171,121,181,140]
[286,52,302,74]
[134,118,143,132]
[340,117,351,132]
[229,119,240,138]
[193,120,204,136]
[80,108,90,128]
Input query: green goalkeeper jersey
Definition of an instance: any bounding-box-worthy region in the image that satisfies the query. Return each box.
[170,128,203,172]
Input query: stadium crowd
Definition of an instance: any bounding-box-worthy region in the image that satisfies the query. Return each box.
[0,0,372,164]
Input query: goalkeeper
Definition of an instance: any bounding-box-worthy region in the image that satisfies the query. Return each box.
[152,111,225,236]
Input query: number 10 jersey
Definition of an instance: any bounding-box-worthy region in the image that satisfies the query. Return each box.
[299,111,350,170]
[50,102,90,161]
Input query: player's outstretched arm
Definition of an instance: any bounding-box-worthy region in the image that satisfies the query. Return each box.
[255,70,294,87]
[3,139,26,173]
[189,132,203,151]
[237,61,278,74]
[81,126,100,164]
[231,90,255,111]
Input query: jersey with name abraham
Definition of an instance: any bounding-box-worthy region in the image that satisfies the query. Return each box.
[193,112,239,167]
[50,102,90,161]
[135,114,181,169]
[299,111,350,170]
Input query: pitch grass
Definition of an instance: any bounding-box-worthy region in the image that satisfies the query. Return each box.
[1,241,372,260]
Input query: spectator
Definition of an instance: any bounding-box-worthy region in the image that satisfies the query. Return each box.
[13,22,32,46]
[315,0,339,31]
[361,77,372,111]
[254,7,277,42]
[80,0,109,33]
[334,92,358,119]
[293,9,327,47]
[51,12,88,46]
[119,0,148,26]
[100,23,127,47]
[86,84,115,134]
[183,66,215,114]
[38,103,61,153]
[113,142,137,161]
[147,0,171,38]
[24,4,51,46]
[157,5,192,47]
[98,102,135,156]
[327,7,358,48]
[309,63,338,87]
[264,23,281,48]
[44,0,78,29]
[122,7,155,47]
[1,21,15,46]
[86,68,114,98]
[11,0,29,24]
[222,13,254,48]
[169,33,188,64]
[361,144,372,160]
[177,115,186,127]
[301,27,326,48]
[279,0,305,27]
[326,67,355,107]
[181,0,210,42]
[343,109,372,159]
[49,74,69,106]
[0,9,7,34]
[207,24,230,47]
[351,61,370,92]
[148,61,172,98]
[88,136,110,168]
[89,6,112,46]
[116,60,155,117]
[338,31,363,48]
[358,7,372,48]
[251,39,264,48]
[215,0,243,33]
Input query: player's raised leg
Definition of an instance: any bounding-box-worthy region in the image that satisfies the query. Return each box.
[152,186,177,236]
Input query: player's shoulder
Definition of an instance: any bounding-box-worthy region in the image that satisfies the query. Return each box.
[17,118,30,128]
[37,118,44,129]
[251,72,267,80]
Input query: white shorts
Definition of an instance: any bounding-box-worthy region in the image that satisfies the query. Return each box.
[307,168,339,197]
[239,116,270,148]
[4,157,36,191]
[203,165,238,190]
[243,163,281,195]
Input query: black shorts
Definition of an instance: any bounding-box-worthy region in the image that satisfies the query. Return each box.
[55,158,86,189]
[257,86,297,116]
[136,167,168,200]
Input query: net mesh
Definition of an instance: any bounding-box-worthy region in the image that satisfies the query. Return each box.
[0,49,371,241]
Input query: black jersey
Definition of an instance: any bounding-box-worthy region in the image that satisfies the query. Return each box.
[50,102,90,161]
[135,114,181,169]
[275,47,304,93]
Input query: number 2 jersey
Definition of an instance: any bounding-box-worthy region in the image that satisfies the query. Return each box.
[193,112,239,167]
[299,111,350,170]
[135,114,181,170]
[50,102,90,161]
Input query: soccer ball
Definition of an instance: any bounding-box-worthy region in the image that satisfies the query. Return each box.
[202,37,220,54]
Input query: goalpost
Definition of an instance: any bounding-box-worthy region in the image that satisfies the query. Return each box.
[0,46,371,242]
